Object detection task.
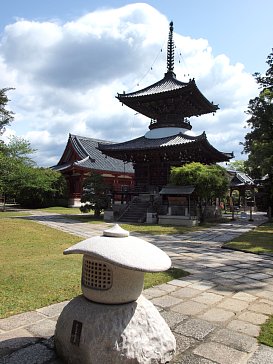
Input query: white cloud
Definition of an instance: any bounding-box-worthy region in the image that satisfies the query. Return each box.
[0,3,258,166]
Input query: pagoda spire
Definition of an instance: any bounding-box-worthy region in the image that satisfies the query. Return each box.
[166,21,175,77]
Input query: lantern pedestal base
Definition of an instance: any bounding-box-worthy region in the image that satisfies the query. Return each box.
[55,294,175,364]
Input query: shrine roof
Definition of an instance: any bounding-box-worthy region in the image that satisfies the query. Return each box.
[99,132,206,151]
[52,134,134,173]
[228,170,255,187]
[99,132,233,162]
[118,72,188,98]
[160,185,195,195]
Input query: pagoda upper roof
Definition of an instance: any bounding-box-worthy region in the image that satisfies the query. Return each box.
[52,134,134,174]
[117,22,219,127]
[117,73,218,122]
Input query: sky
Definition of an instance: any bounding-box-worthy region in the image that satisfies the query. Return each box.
[1,0,272,167]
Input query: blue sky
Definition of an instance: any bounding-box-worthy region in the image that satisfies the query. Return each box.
[0,1,272,166]
[2,0,272,74]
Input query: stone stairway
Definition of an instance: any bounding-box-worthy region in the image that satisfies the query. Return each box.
[117,199,149,223]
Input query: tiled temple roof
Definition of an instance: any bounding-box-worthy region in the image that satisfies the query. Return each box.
[99,132,233,163]
[52,134,134,173]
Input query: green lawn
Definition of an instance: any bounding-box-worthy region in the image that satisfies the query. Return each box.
[0,217,187,318]
[0,211,30,218]
[37,206,83,215]
[259,316,273,347]
[120,223,200,235]
[223,222,273,254]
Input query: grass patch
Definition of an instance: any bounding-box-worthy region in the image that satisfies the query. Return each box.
[1,217,189,318]
[120,223,204,235]
[259,316,273,347]
[37,206,83,215]
[144,267,189,289]
[0,211,31,218]
[0,218,82,318]
[38,207,105,224]
[223,222,273,254]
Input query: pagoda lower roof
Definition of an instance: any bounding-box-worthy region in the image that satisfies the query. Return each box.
[98,132,233,163]
[117,73,218,120]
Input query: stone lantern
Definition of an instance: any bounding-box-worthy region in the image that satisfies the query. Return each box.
[55,224,176,364]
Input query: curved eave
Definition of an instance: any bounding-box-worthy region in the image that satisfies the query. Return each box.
[99,133,205,153]
[117,79,218,119]
[99,132,233,164]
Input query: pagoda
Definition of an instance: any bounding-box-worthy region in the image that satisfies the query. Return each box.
[99,22,233,190]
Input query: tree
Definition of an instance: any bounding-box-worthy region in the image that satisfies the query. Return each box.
[170,162,229,221]
[15,167,68,208]
[0,88,14,136]
[226,160,248,173]
[0,89,67,209]
[0,137,35,209]
[243,49,273,208]
[81,174,109,217]
[170,162,229,201]
[0,136,67,209]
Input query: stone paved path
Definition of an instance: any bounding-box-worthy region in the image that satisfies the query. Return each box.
[1,211,273,363]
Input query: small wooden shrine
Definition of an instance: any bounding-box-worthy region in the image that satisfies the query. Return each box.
[52,134,134,206]
[99,22,233,191]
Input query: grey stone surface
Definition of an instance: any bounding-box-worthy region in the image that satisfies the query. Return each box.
[37,302,69,318]
[152,295,182,308]
[0,343,57,364]
[249,301,273,315]
[0,329,39,356]
[168,279,192,287]
[156,283,178,292]
[238,311,269,325]
[210,328,258,353]
[198,308,235,323]
[174,318,216,340]
[0,312,45,331]
[172,352,217,363]
[55,294,175,364]
[25,319,56,338]
[227,319,260,337]
[143,287,167,298]
[216,297,249,312]
[192,292,224,305]
[171,300,208,315]
[193,342,248,364]
[247,344,273,364]
[160,310,188,329]
[171,287,202,299]
[173,333,196,354]
[232,292,257,302]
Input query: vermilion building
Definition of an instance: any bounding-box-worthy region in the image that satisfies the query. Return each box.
[52,134,134,207]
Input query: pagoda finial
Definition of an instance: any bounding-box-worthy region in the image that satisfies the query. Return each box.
[167,21,175,74]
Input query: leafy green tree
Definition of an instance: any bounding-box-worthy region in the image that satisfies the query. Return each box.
[0,137,35,209]
[227,160,248,173]
[170,162,229,221]
[243,49,273,207]
[170,162,229,201]
[0,88,14,136]
[81,173,109,217]
[0,89,67,209]
[0,136,67,209]
[16,167,68,208]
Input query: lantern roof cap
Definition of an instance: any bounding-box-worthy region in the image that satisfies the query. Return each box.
[64,224,171,272]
